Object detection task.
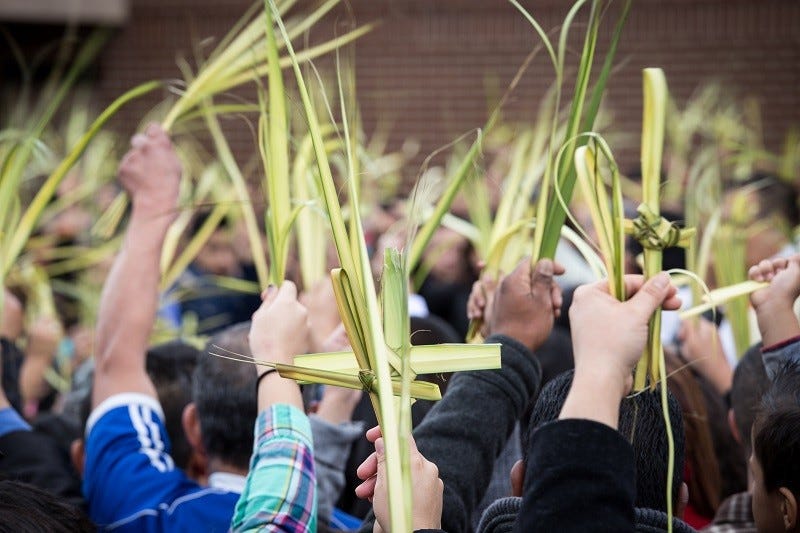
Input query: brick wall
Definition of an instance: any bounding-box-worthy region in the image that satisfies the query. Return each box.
[4,0,799,186]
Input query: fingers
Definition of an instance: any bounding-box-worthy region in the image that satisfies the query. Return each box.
[551,283,563,318]
[145,123,162,137]
[261,281,299,304]
[467,280,486,320]
[627,272,675,318]
[366,425,382,443]
[260,285,278,303]
[355,476,376,500]
[531,259,555,289]
[130,133,148,149]
[277,280,298,301]
[749,257,789,282]
[356,451,378,481]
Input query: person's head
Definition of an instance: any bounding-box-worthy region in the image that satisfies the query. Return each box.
[145,341,199,472]
[750,361,800,533]
[191,212,238,276]
[185,322,257,476]
[730,343,770,457]
[0,480,94,532]
[723,173,799,266]
[70,341,200,478]
[520,370,686,514]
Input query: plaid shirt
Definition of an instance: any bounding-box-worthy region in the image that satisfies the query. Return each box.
[702,492,756,533]
[231,405,317,532]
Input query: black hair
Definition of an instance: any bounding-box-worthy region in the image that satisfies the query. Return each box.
[731,343,769,457]
[525,370,686,512]
[739,172,800,229]
[753,360,800,495]
[194,322,257,470]
[0,480,94,532]
[76,341,199,471]
[145,340,200,470]
[189,209,231,237]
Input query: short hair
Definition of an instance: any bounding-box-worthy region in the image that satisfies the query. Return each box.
[0,480,94,532]
[753,360,800,495]
[194,322,257,470]
[76,342,200,471]
[731,343,769,456]
[145,341,200,470]
[526,370,685,512]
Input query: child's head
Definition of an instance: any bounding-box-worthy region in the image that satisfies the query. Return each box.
[750,361,800,533]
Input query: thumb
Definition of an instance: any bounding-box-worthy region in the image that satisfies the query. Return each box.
[531,259,555,288]
[627,272,671,319]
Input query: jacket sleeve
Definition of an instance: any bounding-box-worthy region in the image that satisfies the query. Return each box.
[232,404,317,532]
[309,415,363,528]
[411,334,542,533]
[761,335,800,380]
[514,419,636,533]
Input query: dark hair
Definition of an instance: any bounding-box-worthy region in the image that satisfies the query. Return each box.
[741,172,800,230]
[526,370,686,512]
[731,343,769,457]
[753,360,800,495]
[145,341,200,470]
[189,209,231,237]
[76,342,199,470]
[0,480,94,532]
[194,322,257,470]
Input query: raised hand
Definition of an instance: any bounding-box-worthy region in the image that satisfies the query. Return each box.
[249,282,311,367]
[748,255,800,347]
[487,258,564,352]
[355,426,443,533]
[118,123,181,221]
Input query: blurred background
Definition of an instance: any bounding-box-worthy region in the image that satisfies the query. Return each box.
[2,0,798,181]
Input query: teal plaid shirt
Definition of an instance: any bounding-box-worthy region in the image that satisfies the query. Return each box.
[232,404,317,532]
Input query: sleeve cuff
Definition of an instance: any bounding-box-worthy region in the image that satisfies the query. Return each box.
[761,335,800,353]
[0,407,31,438]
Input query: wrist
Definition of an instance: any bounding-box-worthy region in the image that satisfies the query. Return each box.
[491,324,537,352]
[130,198,177,225]
[560,369,624,429]
[759,316,800,348]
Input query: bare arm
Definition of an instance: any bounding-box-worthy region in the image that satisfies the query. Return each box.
[92,124,181,408]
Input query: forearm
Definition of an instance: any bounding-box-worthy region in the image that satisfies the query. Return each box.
[257,372,304,413]
[93,208,172,403]
[18,357,53,405]
[310,415,364,526]
[232,404,316,532]
[755,300,800,349]
[559,368,624,429]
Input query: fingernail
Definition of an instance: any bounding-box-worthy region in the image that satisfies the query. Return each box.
[265,284,277,297]
[375,438,384,455]
[653,273,669,289]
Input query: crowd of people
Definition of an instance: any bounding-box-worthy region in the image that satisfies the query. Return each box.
[1,124,799,533]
